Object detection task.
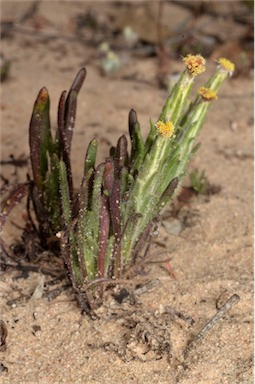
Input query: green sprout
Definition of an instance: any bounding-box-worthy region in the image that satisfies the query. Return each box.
[0,55,234,312]
[190,169,208,194]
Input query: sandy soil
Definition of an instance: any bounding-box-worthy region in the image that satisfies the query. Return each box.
[0,2,253,383]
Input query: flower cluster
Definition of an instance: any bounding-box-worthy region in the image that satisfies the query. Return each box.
[198,87,218,102]
[183,54,206,77]
[155,120,175,138]
[217,58,235,76]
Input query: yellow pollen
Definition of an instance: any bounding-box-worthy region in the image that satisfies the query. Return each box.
[155,121,175,138]
[182,54,206,77]
[198,87,218,102]
[217,58,235,75]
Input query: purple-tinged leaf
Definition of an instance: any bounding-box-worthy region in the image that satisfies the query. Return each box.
[132,221,153,264]
[103,159,114,194]
[56,90,67,152]
[98,194,110,279]
[61,68,86,200]
[70,67,86,94]
[61,144,73,202]
[29,87,51,191]
[64,89,77,154]
[115,135,128,178]
[128,108,137,139]
[91,163,104,239]
[109,179,122,277]
[30,183,53,240]
[64,68,86,151]
[0,183,28,230]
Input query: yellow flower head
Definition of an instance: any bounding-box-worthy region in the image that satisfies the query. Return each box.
[217,58,235,76]
[155,120,175,138]
[198,87,218,102]
[183,54,206,77]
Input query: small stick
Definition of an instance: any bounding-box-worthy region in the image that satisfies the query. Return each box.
[134,278,160,296]
[184,294,240,358]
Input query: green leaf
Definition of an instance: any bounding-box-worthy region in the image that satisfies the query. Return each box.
[129,109,144,174]
[45,153,61,231]
[143,118,157,156]
[158,177,178,209]
[84,138,98,174]
[59,160,71,226]
[91,163,105,241]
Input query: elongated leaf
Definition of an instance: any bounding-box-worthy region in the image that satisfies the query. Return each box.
[59,161,71,227]
[115,135,128,178]
[103,159,114,195]
[120,166,129,196]
[79,168,94,212]
[84,138,98,174]
[45,153,61,231]
[91,163,104,241]
[158,177,178,209]
[128,108,137,139]
[128,109,144,174]
[61,89,78,200]
[0,183,28,229]
[78,209,99,281]
[98,194,110,278]
[70,67,87,94]
[121,212,142,265]
[60,161,82,285]
[60,219,80,288]
[104,234,115,277]
[109,179,122,277]
[64,89,78,154]
[61,68,86,200]
[64,68,86,150]
[30,183,53,239]
[56,90,67,153]
[29,87,51,190]
[132,220,153,264]
[143,118,157,157]
[76,168,95,280]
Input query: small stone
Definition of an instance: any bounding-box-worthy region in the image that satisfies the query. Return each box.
[163,218,182,235]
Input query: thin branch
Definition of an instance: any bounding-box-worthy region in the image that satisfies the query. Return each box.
[184,294,240,358]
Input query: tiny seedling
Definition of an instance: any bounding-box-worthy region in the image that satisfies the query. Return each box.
[190,169,208,194]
